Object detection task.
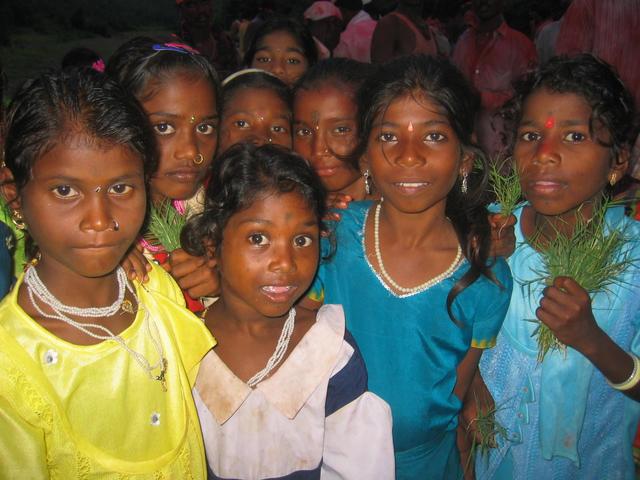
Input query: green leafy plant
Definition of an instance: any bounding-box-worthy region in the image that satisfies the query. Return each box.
[488,157,522,217]
[464,393,508,475]
[528,200,634,362]
[146,200,189,252]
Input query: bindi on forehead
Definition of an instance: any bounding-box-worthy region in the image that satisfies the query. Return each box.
[407,121,414,132]
[312,111,320,130]
[544,116,555,129]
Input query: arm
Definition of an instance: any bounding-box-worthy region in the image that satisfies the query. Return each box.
[488,213,516,258]
[537,276,640,401]
[455,348,483,480]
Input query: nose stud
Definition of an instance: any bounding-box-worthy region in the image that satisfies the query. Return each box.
[193,153,204,165]
[112,220,120,232]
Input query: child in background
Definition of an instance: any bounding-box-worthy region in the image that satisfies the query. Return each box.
[476,55,640,479]
[107,36,220,311]
[244,17,318,87]
[294,57,378,202]
[305,55,513,479]
[181,143,395,479]
[0,69,214,478]
[218,69,292,154]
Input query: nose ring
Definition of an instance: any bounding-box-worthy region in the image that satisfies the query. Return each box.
[193,153,204,165]
[112,220,120,232]
[267,137,273,143]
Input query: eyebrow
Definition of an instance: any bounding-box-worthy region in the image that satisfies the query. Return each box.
[227,111,291,121]
[255,45,305,55]
[37,173,143,183]
[147,112,219,120]
[519,119,588,127]
[237,218,318,227]
[375,119,449,128]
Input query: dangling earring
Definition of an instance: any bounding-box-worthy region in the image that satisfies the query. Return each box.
[609,172,618,186]
[11,210,26,230]
[461,172,468,194]
[364,169,372,195]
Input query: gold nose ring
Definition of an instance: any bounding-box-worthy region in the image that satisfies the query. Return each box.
[193,153,204,165]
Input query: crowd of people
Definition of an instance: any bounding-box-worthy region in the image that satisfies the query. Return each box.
[1,0,640,479]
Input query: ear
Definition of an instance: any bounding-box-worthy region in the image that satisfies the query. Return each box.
[609,147,630,186]
[0,166,20,210]
[459,149,475,177]
[359,153,370,173]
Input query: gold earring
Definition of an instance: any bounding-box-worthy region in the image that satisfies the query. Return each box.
[11,210,26,230]
[609,173,618,186]
[193,153,204,165]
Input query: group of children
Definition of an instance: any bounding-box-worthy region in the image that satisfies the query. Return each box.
[0,17,639,480]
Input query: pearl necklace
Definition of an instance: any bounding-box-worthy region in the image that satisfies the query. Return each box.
[373,202,463,295]
[25,266,168,390]
[246,308,296,388]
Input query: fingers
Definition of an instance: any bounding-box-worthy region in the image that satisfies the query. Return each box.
[327,193,352,211]
[121,247,151,283]
[488,213,516,258]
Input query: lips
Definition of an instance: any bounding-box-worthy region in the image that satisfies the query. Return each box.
[527,179,567,195]
[260,285,298,303]
[164,168,202,183]
[393,181,430,195]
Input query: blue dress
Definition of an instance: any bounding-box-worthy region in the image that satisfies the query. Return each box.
[0,221,14,298]
[310,201,513,479]
[477,204,640,480]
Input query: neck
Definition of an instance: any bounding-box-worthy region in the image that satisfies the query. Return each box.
[33,261,121,309]
[209,296,290,336]
[530,201,599,244]
[477,14,503,33]
[338,176,368,202]
[378,199,453,247]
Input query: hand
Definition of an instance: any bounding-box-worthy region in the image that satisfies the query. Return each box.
[323,193,353,222]
[488,213,516,258]
[167,248,220,298]
[121,244,151,282]
[537,276,604,354]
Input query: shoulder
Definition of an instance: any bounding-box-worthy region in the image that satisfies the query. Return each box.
[138,262,185,306]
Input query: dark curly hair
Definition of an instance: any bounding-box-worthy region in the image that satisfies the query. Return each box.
[181,143,329,257]
[354,54,499,322]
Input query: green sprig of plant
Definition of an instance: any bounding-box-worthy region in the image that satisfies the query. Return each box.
[146,200,189,252]
[528,199,634,362]
[488,157,522,217]
[464,393,508,474]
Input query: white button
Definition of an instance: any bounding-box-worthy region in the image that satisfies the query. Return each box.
[43,349,58,365]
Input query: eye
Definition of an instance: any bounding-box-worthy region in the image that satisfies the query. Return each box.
[333,126,352,135]
[233,119,250,129]
[153,123,175,135]
[520,131,541,142]
[109,184,133,195]
[271,125,288,134]
[52,185,78,198]
[254,56,271,64]
[294,235,313,247]
[379,132,397,143]
[248,233,269,246]
[296,127,312,137]
[287,57,301,65]
[424,132,445,142]
[197,123,217,135]
[563,131,586,142]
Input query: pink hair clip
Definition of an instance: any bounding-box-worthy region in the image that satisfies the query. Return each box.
[91,59,105,73]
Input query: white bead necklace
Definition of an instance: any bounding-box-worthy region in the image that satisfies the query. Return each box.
[25,266,168,390]
[373,202,463,295]
[246,308,296,388]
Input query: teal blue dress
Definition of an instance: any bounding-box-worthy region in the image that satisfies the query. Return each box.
[310,202,513,479]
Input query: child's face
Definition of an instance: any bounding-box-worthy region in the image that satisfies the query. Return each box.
[365,92,467,214]
[141,74,218,202]
[217,191,319,320]
[20,135,146,278]
[251,31,309,87]
[219,87,292,153]
[514,88,627,216]
[294,85,361,193]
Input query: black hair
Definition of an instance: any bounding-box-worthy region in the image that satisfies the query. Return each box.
[355,54,498,322]
[503,54,638,163]
[2,69,157,259]
[61,47,103,70]
[221,70,292,121]
[243,17,318,68]
[106,36,221,107]
[294,57,377,170]
[181,143,328,256]
[335,0,363,12]
[3,68,157,192]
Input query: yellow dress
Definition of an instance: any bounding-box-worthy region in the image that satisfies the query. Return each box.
[0,263,216,479]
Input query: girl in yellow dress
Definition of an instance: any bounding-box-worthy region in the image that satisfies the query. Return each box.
[0,68,215,478]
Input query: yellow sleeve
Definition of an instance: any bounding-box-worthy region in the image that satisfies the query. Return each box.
[141,262,186,307]
[0,396,48,479]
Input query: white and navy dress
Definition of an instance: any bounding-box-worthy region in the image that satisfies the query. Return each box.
[194,304,395,480]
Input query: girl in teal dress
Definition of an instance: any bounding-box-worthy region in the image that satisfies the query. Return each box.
[306,55,513,479]
[476,54,640,479]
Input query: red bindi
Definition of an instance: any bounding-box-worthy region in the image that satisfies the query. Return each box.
[544,116,555,129]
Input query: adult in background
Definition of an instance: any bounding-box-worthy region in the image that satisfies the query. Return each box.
[333,0,377,63]
[176,0,238,78]
[303,1,344,60]
[452,0,536,158]
[371,0,450,63]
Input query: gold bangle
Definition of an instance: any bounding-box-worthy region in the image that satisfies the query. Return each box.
[608,353,640,391]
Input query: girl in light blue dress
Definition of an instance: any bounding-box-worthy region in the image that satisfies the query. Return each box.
[477,55,640,479]
[306,55,513,479]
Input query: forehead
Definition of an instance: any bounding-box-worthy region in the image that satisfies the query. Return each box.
[521,89,592,121]
[256,30,303,52]
[376,92,448,123]
[294,86,356,115]
[230,190,316,224]
[225,87,289,114]
[142,74,217,111]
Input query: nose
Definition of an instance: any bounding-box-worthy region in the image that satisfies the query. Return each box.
[311,130,329,159]
[268,241,296,273]
[269,59,286,78]
[394,139,425,168]
[80,193,113,233]
[175,127,199,163]
[534,136,561,165]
